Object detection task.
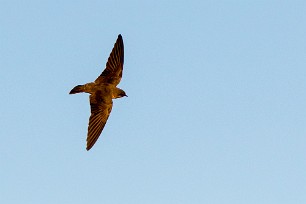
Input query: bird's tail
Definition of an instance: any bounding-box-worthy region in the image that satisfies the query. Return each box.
[69,85,85,94]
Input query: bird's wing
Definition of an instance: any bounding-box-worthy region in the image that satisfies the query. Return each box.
[86,92,113,151]
[95,34,124,86]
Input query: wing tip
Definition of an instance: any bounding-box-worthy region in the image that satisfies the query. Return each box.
[118,34,123,42]
[86,143,93,151]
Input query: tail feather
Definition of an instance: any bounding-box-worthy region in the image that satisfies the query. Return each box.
[69,85,85,94]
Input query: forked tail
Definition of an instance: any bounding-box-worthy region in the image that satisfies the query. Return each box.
[69,85,85,94]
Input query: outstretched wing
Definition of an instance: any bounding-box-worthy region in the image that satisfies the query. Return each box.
[95,34,124,86]
[87,92,113,151]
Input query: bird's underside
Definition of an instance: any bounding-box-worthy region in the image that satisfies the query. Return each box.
[69,34,126,151]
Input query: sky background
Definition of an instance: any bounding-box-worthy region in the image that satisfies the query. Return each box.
[1,1,306,203]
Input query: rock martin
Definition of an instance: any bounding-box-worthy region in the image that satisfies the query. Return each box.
[69,34,127,151]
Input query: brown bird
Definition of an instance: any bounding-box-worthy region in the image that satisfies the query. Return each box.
[69,34,127,151]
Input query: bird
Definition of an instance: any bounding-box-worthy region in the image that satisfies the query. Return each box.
[69,34,127,151]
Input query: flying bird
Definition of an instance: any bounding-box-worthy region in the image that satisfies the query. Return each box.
[69,34,127,151]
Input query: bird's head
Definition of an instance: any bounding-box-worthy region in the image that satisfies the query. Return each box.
[113,88,128,99]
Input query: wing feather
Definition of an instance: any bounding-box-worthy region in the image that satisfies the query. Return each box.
[86,93,113,151]
[95,34,124,86]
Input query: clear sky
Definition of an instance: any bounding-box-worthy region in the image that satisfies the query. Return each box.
[1,1,306,203]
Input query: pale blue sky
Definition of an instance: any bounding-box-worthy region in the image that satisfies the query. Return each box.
[1,1,306,203]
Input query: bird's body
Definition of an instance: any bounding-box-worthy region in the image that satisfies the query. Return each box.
[69,34,126,151]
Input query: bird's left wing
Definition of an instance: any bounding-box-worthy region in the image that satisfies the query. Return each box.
[86,92,113,151]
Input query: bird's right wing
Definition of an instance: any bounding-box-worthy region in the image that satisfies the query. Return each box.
[95,34,124,86]
[87,92,113,151]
